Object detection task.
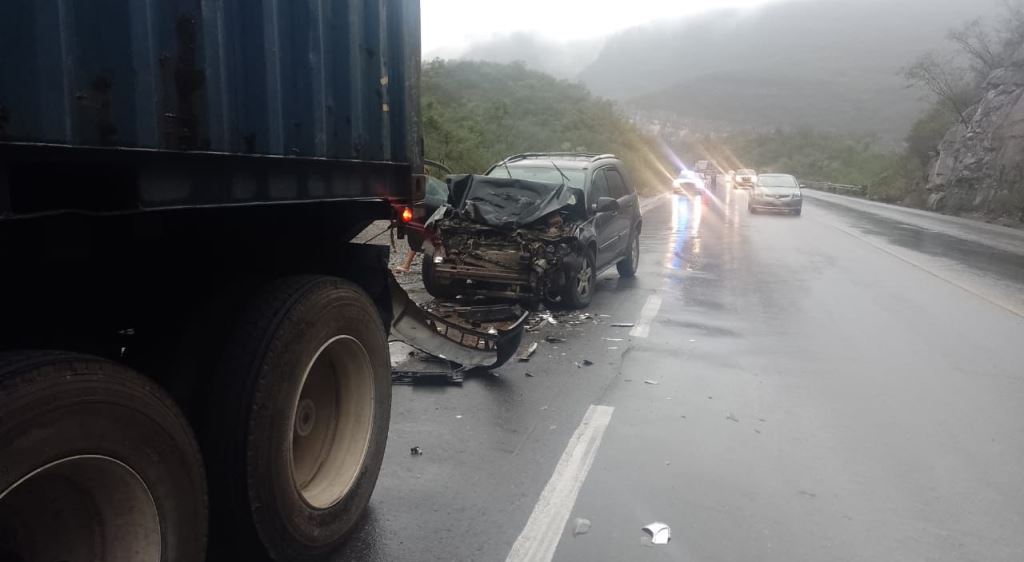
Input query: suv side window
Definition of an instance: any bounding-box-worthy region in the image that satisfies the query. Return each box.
[605,167,629,198]
[589,168,609,203]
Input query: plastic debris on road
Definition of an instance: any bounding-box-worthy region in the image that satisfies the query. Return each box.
[642,522,671,545]
[545,336,567,343]
[525,372,535,377]
[410,446,423,456]
[611,323,635,328]
[517,342,539,362]
[644,379,659,385]
[573,518,592,537]
[726,413,740,422]
[581,359,594,366]
[603,338,624,342]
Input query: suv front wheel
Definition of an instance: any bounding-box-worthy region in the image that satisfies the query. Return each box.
[562,251,595,309]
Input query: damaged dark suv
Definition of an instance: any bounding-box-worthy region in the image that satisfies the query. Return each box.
[422,153,642,308]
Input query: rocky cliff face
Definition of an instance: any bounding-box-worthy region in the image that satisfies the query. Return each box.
[927,64,1024,223]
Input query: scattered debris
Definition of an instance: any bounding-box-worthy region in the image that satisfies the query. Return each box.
[608,346,618,350]
[726,413,740,423]
[540,406,548,410]
[644,379,659,385]
[573,518,592,537]
[665,461,671,466]
[581,359,594,366]
[642,522,671,545]
[455,415,463,419]
[545,336,567,343]
[688,339,696,342]
[549,425,557,430]
[603,338,624,342]
[410,446,423,456]
[392,369,464,386]
[517,342,539,362]
[758,418,766,422]
[799,490,818,499]
[611,323,635,328]
[525,372,535,377]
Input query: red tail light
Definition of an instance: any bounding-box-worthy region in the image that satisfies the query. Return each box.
[401,206,414,223]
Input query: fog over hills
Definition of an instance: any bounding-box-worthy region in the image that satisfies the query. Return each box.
[450,0,1003,137]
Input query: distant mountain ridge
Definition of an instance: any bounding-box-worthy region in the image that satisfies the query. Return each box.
[577,0,1002,137]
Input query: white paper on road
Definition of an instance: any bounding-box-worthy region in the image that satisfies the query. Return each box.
[505,404,615,562]
[630,294,663,338]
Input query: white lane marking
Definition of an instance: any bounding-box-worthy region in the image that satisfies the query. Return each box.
[630,294,663,338]
[505,405,615,562]
[816,216,1024,319]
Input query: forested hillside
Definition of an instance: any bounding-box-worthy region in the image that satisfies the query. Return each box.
[421,60,669,192]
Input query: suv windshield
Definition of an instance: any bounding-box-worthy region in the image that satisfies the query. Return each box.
[758,175,798,188]
[487,164,586,188]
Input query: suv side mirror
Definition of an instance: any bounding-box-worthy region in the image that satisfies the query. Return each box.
[593,197,620,213]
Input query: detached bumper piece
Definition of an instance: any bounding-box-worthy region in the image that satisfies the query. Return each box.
[389,274,528,371]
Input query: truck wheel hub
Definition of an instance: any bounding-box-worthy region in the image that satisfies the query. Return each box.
[291,335,375,509]
[0,455,161,562]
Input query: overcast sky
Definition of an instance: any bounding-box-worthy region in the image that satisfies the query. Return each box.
[421,0,784,55]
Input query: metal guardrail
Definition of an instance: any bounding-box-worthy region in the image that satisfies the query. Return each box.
[802,181,867,197]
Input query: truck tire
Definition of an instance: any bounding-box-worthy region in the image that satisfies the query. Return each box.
[422,252,462,299]
[617,229,640,278]
[0,351,207,562]
[204,276,391,561]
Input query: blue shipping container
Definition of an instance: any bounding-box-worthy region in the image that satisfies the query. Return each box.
[0,0,421,167]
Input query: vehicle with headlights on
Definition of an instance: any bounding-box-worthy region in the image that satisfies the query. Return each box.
[748,173,803,215]
[734,168,758,189]
[672,169,706,196]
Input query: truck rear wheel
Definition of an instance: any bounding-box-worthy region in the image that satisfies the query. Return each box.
[204,276,391,561]
[0,352,207,562]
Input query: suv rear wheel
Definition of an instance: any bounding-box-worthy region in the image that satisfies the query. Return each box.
[617,229,640,278]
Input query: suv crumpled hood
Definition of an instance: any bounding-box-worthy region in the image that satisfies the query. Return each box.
[445,174,584,230]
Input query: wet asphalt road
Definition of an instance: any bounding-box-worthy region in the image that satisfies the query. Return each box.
[336,187,1024,562]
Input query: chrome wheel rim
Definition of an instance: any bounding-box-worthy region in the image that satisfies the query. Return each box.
[577,260,593,298]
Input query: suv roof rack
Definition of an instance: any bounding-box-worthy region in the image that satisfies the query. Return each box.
[501,152,618,164]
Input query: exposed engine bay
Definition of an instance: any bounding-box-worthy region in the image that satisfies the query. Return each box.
[425,175,592,304]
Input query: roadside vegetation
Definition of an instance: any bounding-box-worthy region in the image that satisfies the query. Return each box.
[421,60,671,194]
